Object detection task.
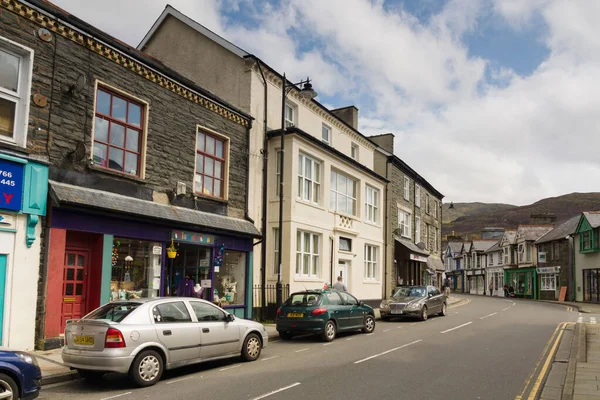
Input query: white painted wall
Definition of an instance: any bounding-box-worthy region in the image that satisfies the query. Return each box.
[574,234,600,302]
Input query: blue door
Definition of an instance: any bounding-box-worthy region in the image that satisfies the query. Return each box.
[0,255,6,344]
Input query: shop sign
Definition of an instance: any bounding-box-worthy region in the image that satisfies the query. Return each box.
[537,266,560,274]
[152,246,162,255]
[201,279,212,288]
[0,158,24,212]
[466,270,474,275]
[410,253,428,263]
[538,252,547,264]
[172,229,215,245]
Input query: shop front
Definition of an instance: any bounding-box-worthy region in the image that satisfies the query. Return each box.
[467,270,485,295]
[537,266,560,300]
[447,269,464,293]
[394,238,429,290]
[487,267,505,297]
[505,267,537,299]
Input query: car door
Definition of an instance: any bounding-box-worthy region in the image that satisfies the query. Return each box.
[325,292,348,329]
[189,300,240,360]
[426,287,442,313]
[152,301,200,363]
[339,292,364,329]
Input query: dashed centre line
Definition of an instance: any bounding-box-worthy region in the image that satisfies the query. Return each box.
[101,393,132,400]
[250,383,301,400]
[440,321,472,334]
[354,340,422,364]
[502,306,511,311]
[480,312,498,320]
[261,355,280,361]
[295,348,309,353]
[219,364,242,372]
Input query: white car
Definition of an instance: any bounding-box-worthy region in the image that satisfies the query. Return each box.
[62,297,268,387]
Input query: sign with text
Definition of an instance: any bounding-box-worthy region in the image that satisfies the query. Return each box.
[172,229,215,245]
[0,158,24,212]
[409,253,428,263]
[537,266,560,274]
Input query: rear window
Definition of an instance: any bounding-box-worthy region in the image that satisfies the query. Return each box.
[84,303,140,323]
[285,293,322,307]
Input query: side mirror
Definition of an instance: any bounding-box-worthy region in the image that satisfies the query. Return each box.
[226,314,235,322]
[359,301,366,307]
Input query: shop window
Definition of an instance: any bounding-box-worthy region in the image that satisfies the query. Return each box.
[110,238,162,302]
[190,301,226,321]
[169,243,211,299]
[214,250,246,306]
[152,302,192,323]
[195,129,228,199]
[93,86,145,176]
[540,274,557,291]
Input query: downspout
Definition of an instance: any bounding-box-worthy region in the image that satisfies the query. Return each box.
[383,157,390,299]
[244,122,254,224]
[568,236,575,301]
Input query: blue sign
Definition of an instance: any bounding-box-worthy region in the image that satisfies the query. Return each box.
[0,158,24,212]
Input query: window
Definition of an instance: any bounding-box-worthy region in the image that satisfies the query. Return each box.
[425,194,430,214]
[152,302,192,323]
[214,250,246,305]
[275,150,282,196]
[518,244,524,263]
[296,230,320,277]
[285,102,295,128]
[434,227,438,252]
[365,245,378,280]
[415,185,421,208]
[540,274,557,291]
[330,170,356,215]
[93,87,144,176]
[351,143,358,160]
[322,124,331,144]
[398,209,411,239]
[339,237,352,252]
[433,200,438,218]
[475,253,481,268]
[504,247,509,265]
[365,185,379,224]
[195,130,227,198]
[488,254,494,266]
[190,301,226,321]
[273,228,280,275]
[554,242,560,260]
[0,38,33,147]
[526,244,531,262]
[326,292,342,305]
[403,176,410,200]
[298,153,321,203]
[582,231,592,251]
[340,292,358,306]
[415,216,421,243]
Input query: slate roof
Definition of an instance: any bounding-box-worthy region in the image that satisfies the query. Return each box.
[502,230,517,245]
[484,240,502,253]
[517,225,554,241]
[535,215,580,244]
[472,240,498,252]
[584,211,600,229]
[49,181,261,238]
[427,257,444,271]
[447,242,463,253]
[394,237,429,257]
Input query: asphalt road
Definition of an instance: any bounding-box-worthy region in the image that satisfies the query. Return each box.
[39,295,577,400]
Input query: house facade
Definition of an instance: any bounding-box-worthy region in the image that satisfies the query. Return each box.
[1,0,260,349]
[444,242,464,293]
[484,241,504,297]
[467,240,497,295]
[574,211,600,302]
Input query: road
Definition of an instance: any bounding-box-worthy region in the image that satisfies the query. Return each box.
[39,295,577,400]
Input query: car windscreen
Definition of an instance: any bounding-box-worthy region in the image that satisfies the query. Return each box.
[284,293,323,307]
[83,303,140,322]
[394,287,426,298]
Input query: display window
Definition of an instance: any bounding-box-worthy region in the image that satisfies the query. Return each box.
[167,243,211,300]
[110,238,162,301]
[213,250,246,306]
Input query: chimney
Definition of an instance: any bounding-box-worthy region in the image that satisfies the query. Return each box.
[530,213,556,225]
[369,133,395,154]
[331,106,359,130]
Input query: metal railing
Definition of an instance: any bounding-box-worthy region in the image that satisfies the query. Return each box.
[252,284,290,321]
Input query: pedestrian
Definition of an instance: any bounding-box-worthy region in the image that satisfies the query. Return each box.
[445,278,451,296]
[333,276,348,292]
[489,281,494,296]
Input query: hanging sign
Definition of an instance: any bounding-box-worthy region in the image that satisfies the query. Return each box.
[0,158,24,212]
[172,229,215,245]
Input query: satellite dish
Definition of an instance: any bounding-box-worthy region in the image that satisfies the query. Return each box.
[63,73,88,96]
[74,141,86,161]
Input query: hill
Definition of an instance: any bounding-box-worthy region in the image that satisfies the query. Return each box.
[443,193,600,239]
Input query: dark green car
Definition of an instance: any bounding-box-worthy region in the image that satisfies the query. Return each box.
[276,289,376,342]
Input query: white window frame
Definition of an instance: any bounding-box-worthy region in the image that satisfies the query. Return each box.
[518,243,525,263]
[285,102,296,128]
[415,185,421,208]
[403,176,410,200]
[321,123,331,145]
[415,216,421,243]
[0,36,33,148]
[351,142,358,160]
[433,200,438,218]
[296,230,320,278]
[330,170,357,215]
[540,273,557,291]
[398,209,411,239]
[425,223,429,249]
[297,153,321,204]
[434,227,438,251]
[273,228,279,275]
[365,185,379,224]
[364,245,378,280]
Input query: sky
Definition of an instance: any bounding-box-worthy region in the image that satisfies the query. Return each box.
[50,0,600,206]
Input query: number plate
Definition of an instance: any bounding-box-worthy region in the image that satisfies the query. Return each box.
[391,310,403,315]
[73,335,94,345]
[287,312,304,318]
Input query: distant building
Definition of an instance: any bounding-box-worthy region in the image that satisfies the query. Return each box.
[574,211,600,302]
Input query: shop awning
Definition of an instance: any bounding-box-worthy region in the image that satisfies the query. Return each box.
[394,236,429,261]
[427,257,444,272]
[49,181,261,238]
[426,268,436,275]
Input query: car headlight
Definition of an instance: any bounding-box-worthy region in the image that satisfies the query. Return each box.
[16,352,38,367]
[380,302,389,309]
[406,302,421,310]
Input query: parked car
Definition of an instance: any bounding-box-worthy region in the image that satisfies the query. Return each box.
[380,285,447,321]
[62,298,268,387]
[276,289,376,342]
[0,350,41,400]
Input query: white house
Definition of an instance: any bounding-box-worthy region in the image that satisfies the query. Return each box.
[484,240,504,297]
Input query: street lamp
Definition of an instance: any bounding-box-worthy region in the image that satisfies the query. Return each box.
[276,74,318,307]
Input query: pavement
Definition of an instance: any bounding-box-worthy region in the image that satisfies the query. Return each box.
[33,295,468,386]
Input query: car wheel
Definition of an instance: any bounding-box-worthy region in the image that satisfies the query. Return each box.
[362,315,375,333]
[321,320,336,342]
[242,333,262,361]
[129,349,163,387]
[438,302,447,316]
[0,373,18,400]
[420,305,428,321]
[77,369,105,382]
[279,331,293,341]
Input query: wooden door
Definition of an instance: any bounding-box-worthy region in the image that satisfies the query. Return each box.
[61,250,88,332]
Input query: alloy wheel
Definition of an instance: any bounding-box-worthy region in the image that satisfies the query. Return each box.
[0,379,13,400]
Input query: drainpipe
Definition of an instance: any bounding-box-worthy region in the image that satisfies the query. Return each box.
[244,122,254,224]
[383,157,390,299]
[568,236,575,301]
[330,234,334,287]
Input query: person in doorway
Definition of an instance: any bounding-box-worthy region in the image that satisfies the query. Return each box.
[333,276,348,292]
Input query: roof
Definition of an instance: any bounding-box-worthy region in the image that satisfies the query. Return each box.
[517,225,554,241]
[535,215,580,244]
[27,0,251,122]
[389,155,444,200]
[427,257,444,271]
[394,237,429,257]
[501,230,517,245]
[462,242,472,253]
[484,241,502,253]
[447,242,463,253]
[583,211,600,229]
[49,181,261,238]
[471,240,498,252]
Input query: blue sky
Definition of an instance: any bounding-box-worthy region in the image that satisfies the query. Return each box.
[51,0,600,205]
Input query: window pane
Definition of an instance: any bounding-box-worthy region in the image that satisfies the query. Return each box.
[0,98,16,138]
[337,196,347,213]
[94,117,109,142]
[347,179,356,197]
[75,284,83,296]
[214,179,222,198]
[65,283,74,296]
[298,155,303,176]
[125,152,138,175]
[194,174,202,192]
[128,103,142,127]
[196,154,204,173]
[304,232,310,254]
[305,158,312,179]
[67,254,75,266]
[337,173,346,194]
[93,142,107,167]
[314,162,320,183]
[126,129,139,152]
[303,254,309,274]
[214,160,223,179]
[109,123,125,147]
[112,96,127,121]
[205,157,214,177]
[109,147,124,171]
[330,172,336,190]
[305,178,312,200]
[215,139,223,158]
[77,255,85,266]
[206,136,215,155]
[66,269,74,280]
[330,191,336,210]
[313,235,319,253]
[197,132,205,152]
[297,231,301,251]
[76,269,84,281]
[0,49,20,92]
[203,176,213,196]
[96,90,111,115]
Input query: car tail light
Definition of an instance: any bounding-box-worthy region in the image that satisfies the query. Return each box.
[277,307,282,317]
[105,328,126,348]
[312,308,327,316]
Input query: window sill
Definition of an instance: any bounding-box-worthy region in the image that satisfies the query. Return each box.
[88,164,146,183]
[0,140,28,154]
[194,192,229,204]
[294,277,322,282]
[296,199,325,211]
[363,220,381,228]
[362,280,380,284]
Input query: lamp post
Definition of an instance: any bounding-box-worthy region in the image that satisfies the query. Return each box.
[276,74,317,307]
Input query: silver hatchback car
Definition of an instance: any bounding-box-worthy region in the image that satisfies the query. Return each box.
[62,297,268,387]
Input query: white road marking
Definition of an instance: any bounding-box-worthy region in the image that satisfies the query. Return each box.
[383,329,392,332]
[502,306,511,311]
[440,321,473,334]
[480,312,498,320]
[354,340,422,364]
[166,376,195,384]
[323,343,333,346]
[250,383,302,400]
[295,348,309,353]
[366,333,375,336]
[101,393,132,400]
[396,326,405,329]
[512,303,516,307]
[346,338,355,341]
[219,364,242,371]
[261,356,280,361]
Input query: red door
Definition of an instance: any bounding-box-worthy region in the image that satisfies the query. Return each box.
[61,250,88,332]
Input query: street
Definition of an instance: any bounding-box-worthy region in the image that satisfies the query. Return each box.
[38,295,577,400]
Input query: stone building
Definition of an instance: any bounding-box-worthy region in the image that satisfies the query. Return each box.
[1,0,260,349]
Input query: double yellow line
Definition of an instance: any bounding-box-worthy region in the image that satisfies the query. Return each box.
[515,321,572,400]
